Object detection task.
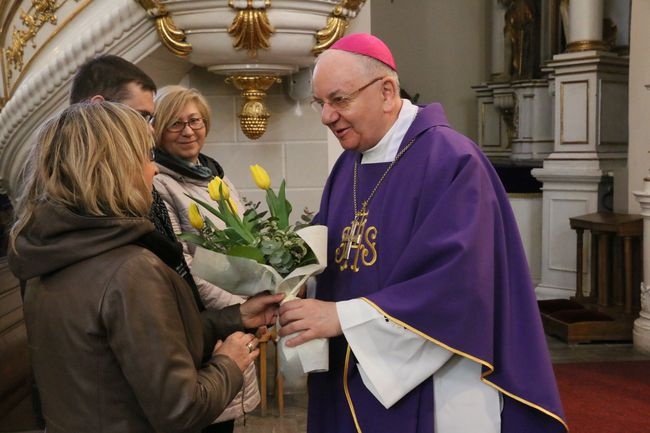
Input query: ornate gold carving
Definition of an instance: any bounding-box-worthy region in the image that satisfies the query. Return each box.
[227,0,275,58]
[312,0,366,55]
[4,0,65,80]
[565,39,610,53]
[225,74,281,140]
[137,0,192,57]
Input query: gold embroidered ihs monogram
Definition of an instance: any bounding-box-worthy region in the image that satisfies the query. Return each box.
[335,133,418,273]
[334,207,377,272]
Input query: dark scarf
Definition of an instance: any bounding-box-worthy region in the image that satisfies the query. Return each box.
[134,229,205,311]
[148,150,226,313]
[155,150,225,180]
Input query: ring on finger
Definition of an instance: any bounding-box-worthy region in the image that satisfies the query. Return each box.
[246,341,254,353]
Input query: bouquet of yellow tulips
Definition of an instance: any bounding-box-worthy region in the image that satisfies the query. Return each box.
[182,164,327,297]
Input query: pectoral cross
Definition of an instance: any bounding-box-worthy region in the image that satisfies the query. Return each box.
[345,206,368,260]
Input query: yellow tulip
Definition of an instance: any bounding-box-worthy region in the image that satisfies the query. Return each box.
[208,177,230,200]
[249,164,271,190]
[188,203,204,230]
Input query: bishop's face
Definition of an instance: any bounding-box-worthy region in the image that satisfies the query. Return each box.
[312,51,392,153]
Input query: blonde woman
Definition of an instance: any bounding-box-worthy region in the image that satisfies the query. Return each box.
[153,85,261,433]
[152,85,245,310]
[8,102,282,433]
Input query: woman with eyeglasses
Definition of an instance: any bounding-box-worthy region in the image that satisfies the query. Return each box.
[152,85,259,433]
[8,101,279,433]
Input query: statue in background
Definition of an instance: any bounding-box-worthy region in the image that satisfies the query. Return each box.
[503,0,540,79]
[559,0,570,42]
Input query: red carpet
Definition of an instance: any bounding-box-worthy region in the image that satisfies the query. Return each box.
[553,360,650,433]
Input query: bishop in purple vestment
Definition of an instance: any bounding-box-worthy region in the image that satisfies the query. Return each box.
[279,33,567,433]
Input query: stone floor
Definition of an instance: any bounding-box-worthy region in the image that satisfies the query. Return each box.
[234,335,650,433]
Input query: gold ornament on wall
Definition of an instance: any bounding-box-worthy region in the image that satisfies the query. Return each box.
[137,0,192,57]
[5,0,64,80]
[312,0,366,55]
[228,0,275,58]
[225,74,281,140]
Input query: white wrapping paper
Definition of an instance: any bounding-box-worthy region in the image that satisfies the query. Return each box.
[191,224,329,376]
[278,328,329,382]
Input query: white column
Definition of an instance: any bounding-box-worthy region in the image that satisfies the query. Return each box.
[532,49,628,300]
[633,178,650,355]
[567,0,608,52]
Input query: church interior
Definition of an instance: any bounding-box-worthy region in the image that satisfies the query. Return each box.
[1,0,649,432]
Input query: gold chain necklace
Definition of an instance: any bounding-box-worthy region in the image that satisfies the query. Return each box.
[340,136,417,261]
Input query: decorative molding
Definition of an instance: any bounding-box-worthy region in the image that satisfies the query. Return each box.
[2,0,90,105]
[559,79,589,145]
[312,0,366,55]
[565,39,610,53]
[228,0,274,58]
[225,74,282,140]
[491,85,517,146]
[137,0,191,57]
[0,0,147,193]
[598,79,628,146]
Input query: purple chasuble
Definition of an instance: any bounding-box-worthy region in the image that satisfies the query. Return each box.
[309,103,567,433]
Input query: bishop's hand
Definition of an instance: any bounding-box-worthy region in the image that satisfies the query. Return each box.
[278,298,342,346]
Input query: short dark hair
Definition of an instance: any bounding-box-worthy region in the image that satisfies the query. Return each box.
[69,55,157,104]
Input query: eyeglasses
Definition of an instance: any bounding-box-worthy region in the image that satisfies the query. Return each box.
[138,111,155,125]
[310,77,384,113]
[147,136,157,161]
[167,117,205,132]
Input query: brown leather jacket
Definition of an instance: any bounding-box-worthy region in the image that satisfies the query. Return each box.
[9,203,243,433]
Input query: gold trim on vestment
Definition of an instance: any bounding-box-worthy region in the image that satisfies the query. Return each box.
[343,347,363,433]
[355,297,569,432]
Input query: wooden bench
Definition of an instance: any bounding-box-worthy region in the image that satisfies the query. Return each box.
[540,212,643,343]
[0,258,41,432]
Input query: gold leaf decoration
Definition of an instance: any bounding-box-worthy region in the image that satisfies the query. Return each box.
[225,74,281,140]
[312,0,366,55]
[5,0,64,79]
[137,0,192,57]
[228,0,275,58]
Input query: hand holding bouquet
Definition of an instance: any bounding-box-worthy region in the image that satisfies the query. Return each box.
[182,164,328,377]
